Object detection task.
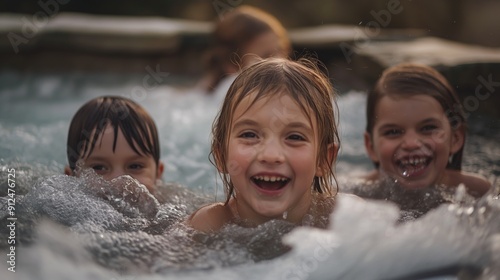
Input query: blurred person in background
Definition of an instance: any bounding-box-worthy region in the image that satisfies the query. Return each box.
[198,5,292,97]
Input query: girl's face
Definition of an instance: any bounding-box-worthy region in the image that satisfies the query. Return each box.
[364,94,464,189]
[225,93,323,224]
[76,125,164,193]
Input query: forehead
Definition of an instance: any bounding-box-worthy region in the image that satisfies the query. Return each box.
[82,124,141,157]
[375,94,446,123]
[232,91,312,120]
[81,124,116,155]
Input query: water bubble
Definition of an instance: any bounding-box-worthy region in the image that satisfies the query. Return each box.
[283,211,288,219]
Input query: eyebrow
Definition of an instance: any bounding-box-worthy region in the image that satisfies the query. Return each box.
[232,119,313,133]
[419,117,442,124]
[232,119,259,131]
[377,118,442,130]
[377,124,399,131]
[287,121,314,133]
[84,154,149,162]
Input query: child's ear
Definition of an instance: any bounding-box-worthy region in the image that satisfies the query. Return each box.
[364,131,379,163]
[64,165,73,176]
[156,162,165,179]
[450,126,465,154]
[315,143,339,177]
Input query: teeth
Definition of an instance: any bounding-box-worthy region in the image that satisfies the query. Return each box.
[254,176,288,182]
[400,157,427,166]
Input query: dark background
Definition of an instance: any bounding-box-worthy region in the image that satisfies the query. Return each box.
[1,0,499,120]
[2,0,499,47]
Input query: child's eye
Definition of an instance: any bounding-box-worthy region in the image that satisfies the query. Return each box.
[421,125,438,133]
[91,165,107,172]
[128,163,144,170]
[383,128,402,136]
[239,131,257,139]
[287,134,305,141]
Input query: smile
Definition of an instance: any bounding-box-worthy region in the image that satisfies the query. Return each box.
[251,175,290,191]
[396,156,431,177]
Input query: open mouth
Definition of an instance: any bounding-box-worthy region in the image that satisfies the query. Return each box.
[251,175,290,191]
[396,156,431,177]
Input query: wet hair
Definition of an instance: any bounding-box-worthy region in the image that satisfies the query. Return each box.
[365,63,467,170]
[66,96,160,172]
[203,5,291,92]
[211,57,340,204]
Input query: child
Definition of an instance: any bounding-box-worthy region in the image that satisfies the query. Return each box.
[198,5,291,94]
[187,57,340,232]
[363,63,491,197]
[64,96,164,194]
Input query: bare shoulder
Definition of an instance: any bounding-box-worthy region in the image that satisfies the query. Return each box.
[186,202,233,233]
[461,171,491,197]
[448,170,491,197]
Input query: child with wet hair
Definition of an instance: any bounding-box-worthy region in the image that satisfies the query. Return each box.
[199,5,291,94]
[188,57,340,232]
[363,63,491,197]
[65,96,164,194]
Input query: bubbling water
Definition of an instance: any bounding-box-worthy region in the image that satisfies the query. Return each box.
[1,72,500,279]
[0,168,298,273]
[2,178,500,280]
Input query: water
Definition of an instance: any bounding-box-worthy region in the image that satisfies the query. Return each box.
[1,70,499,279]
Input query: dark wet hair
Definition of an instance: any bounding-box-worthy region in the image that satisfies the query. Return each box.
[365,63,467,170]
[203,5,291,92]
[211,57,340,204]
[66,96,160,172]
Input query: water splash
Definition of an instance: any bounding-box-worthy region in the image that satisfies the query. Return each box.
[0,78,499,279]
[4,187,500,280]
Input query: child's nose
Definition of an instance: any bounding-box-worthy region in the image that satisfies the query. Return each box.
[107,168,126,180]
[401,131,423,149]
[257,138,285,164]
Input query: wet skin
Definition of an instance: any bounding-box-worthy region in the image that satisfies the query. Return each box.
[364,95,463,189]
